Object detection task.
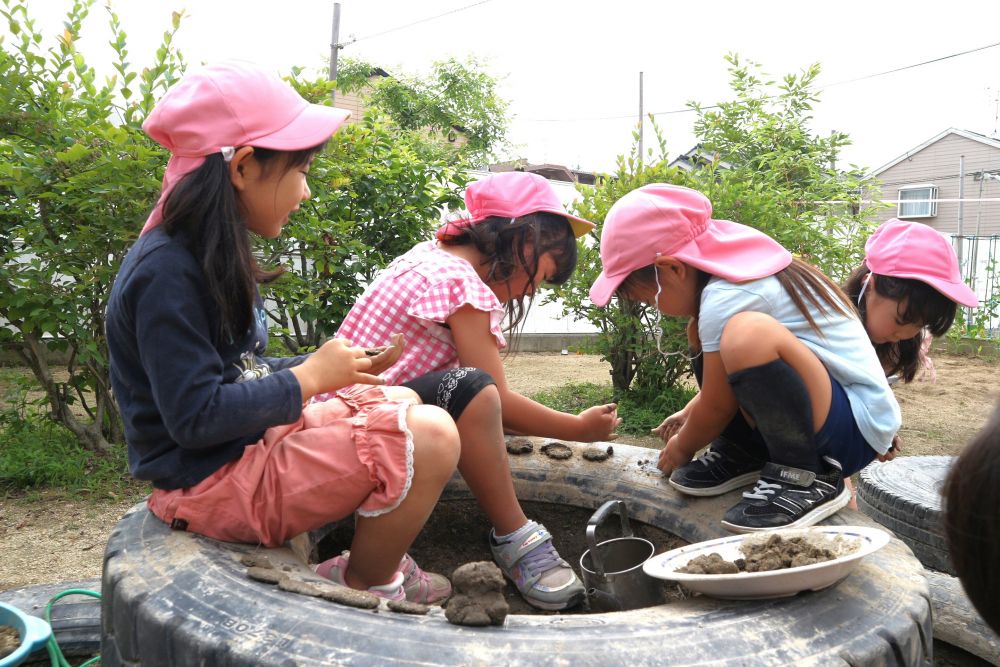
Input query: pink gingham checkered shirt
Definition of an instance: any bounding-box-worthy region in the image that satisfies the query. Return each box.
[321,241,506,394]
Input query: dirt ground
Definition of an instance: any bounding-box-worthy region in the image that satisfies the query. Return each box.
[1,351,997,592]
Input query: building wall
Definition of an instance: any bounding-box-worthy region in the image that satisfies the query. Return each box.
[870,133,1000,236]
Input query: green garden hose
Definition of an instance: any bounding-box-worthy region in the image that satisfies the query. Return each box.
[43,589,101,667]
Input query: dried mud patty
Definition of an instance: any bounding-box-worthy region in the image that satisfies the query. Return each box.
[540,442,572,460]
[505,438,534,455]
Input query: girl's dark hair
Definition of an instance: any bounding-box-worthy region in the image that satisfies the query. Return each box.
[843,265,957,382]
[618,257,854,337]
[439,211,577,332]
[943,401,1000,635]
[159,145,323,341]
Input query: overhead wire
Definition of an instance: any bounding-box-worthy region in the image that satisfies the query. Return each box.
[523,40,1000,123]
[339,0,495,47]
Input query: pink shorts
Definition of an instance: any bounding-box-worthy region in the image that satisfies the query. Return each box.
[147,385,415,547]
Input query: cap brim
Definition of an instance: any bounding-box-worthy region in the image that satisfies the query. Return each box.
[564,213,596,238]
[589,269,628,307]
[889,272,979,307]
[254,104,351,151]
[672,219,792,283]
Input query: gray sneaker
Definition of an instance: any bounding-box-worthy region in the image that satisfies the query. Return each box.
[489,520,585,610]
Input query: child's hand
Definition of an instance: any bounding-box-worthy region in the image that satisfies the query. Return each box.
[291,337,385,400]
[877,434,903,462]
[657,434,689,474]
[364,333,405,376]
[651,409,686,444]
[576,404,622,442]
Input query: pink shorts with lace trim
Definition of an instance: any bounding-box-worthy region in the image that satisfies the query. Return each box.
[147,385,415,547]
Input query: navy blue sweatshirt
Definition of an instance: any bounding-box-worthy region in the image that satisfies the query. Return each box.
[106,228,306,490]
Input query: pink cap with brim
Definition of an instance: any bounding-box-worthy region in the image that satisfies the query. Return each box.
[140,61,351,235]
[436,171,595,241]
[589,184,792,307]
[865,219,978,307]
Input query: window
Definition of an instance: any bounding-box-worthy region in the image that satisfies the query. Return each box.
[897,184,938,218]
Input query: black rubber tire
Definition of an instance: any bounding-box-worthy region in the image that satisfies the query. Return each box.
[0,578,102,661]
[101,440,932,666]
[924,570,1000,665]
[857,456,954,575]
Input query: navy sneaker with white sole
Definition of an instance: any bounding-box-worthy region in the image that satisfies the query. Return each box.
[669,437,766,497]
[720,456,851,533]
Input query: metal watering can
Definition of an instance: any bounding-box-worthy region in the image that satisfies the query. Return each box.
[579,500,665,612]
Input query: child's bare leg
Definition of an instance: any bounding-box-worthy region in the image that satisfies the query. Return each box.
[720,311,832,431]
[345,404,459,589]
[455,384,528,535]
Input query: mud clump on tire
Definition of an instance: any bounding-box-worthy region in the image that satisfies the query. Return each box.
[540,442,572,460]
[506,438,534,455]
[444,561,508,627]
[582,445,613,462]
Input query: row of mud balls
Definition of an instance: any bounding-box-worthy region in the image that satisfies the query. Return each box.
[506,438,614,462]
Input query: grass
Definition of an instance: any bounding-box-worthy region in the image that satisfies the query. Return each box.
[530,381,696,436]
[0,369,145,500]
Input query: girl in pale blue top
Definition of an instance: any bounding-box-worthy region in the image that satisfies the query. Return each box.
[589,184,901,533]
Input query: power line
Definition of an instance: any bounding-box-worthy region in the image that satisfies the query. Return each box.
[523,40,1000,124]
[819,40,1000,89]
[341,0,495,46]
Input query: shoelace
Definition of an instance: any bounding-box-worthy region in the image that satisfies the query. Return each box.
[743,479,782,500]
[697,449,721,467]
[518,540,564,578]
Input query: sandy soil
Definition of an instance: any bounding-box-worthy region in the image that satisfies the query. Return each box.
[1,351,997,592]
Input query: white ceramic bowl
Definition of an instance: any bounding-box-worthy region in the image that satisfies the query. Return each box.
[642,525,891,600]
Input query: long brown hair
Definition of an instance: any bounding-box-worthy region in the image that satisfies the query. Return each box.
[943,401,1000,634]
[160,145,323,342]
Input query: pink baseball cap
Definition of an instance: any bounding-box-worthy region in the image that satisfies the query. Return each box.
[865,219,978,307]
[140,61,351,235]
[436,171,595,241]
[589,184,792,306]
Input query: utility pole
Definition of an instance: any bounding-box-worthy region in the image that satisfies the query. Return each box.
[638,71,644,162]
[957,155,965,270]
[329,2,342,104]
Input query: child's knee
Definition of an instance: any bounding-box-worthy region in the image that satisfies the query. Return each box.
[720,312,783,367]
[407,404,461,471]
[465,382,501,417]
[382,386,421,404]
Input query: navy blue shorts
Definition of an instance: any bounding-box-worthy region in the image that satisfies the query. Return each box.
[814,372,877,476]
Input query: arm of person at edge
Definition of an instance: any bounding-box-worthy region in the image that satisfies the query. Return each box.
[657,350,737,474]
[448,305,622,441]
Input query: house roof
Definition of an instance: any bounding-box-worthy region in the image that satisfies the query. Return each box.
[870,128,1000,176]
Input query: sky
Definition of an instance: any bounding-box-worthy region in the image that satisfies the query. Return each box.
[14,0,1000,174]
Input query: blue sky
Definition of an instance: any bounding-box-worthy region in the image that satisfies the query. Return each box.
[17,0,1000,173]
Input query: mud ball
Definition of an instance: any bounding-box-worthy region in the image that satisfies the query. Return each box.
[444,561,509,627]
[387,599,430,615]
[540,442,573,460]
[505,437,534,455]
[582,445,614,462]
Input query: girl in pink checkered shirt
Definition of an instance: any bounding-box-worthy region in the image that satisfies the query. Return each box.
[322,172,621,610]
